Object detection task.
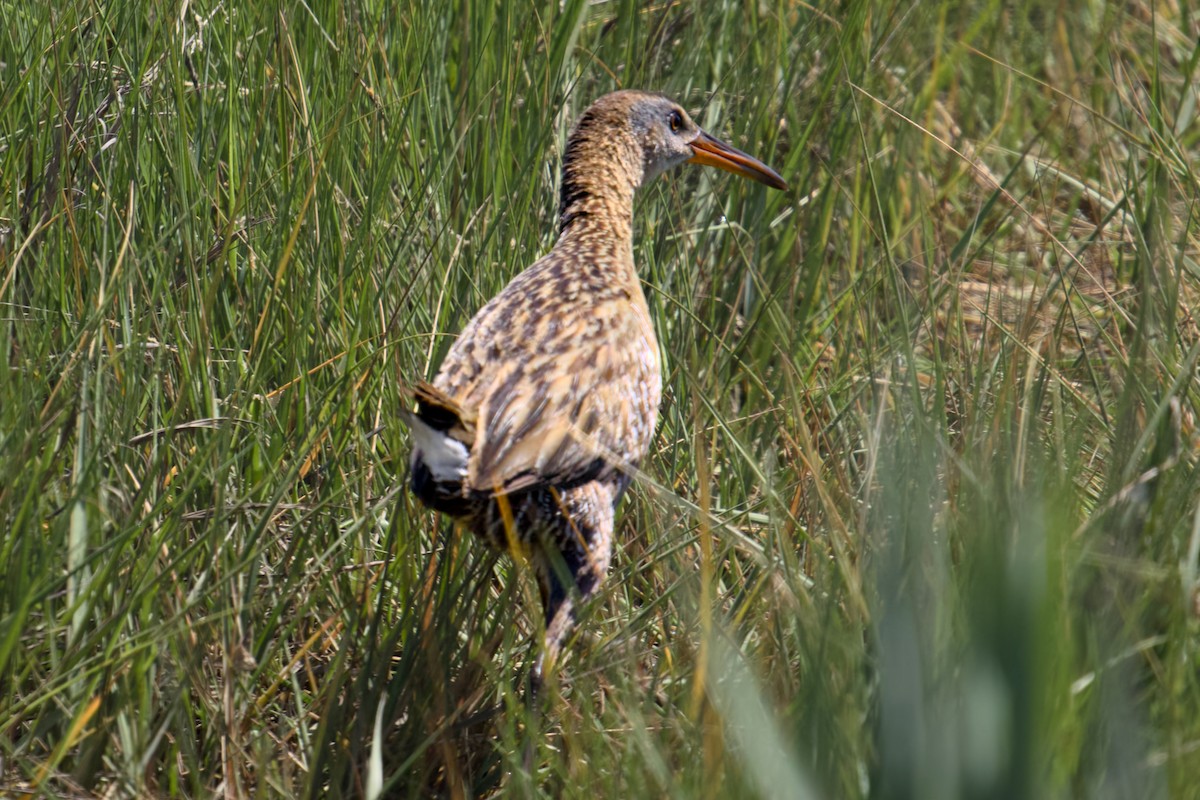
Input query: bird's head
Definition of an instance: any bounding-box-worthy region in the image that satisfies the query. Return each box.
[559,90,787,230]
[623,92,788,190]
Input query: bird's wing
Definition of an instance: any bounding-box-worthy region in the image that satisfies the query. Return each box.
[432,270,661,497]
[471,302,659,495]
[476,306,660,494]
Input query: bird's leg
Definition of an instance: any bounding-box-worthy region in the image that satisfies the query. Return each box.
[531,482,616,686]
[523,528,606,777]
[523,482,617,775]
[532,559,584,686]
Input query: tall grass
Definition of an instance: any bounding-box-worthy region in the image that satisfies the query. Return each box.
[2,1,1198,797]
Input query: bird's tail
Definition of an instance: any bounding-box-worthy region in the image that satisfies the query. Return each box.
[401,382,476,511]
[410,381,475,437]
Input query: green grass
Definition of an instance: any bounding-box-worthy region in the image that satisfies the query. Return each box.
[2,0,1199,797]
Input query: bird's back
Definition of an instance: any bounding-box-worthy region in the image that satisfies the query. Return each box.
[413,231,661,514]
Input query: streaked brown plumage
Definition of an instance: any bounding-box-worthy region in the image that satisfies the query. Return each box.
[405,90,787,680]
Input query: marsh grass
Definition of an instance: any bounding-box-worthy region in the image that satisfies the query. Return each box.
[2,1,1199,797]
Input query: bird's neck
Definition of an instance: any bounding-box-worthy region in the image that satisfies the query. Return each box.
[557,171,637,241]
[549,167,643,302]
[556,128,642,244]
[555,201,634,255]
[550,209,638,291]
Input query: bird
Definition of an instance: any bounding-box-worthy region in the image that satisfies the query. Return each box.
[404,89,787,684]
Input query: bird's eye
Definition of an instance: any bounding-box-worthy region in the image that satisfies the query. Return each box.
[668,110,683,133]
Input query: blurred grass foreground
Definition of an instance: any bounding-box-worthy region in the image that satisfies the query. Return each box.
[2,1,1200,797]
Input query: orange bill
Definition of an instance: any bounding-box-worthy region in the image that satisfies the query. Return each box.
[688,130,788,191]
